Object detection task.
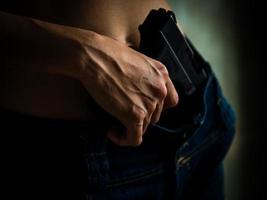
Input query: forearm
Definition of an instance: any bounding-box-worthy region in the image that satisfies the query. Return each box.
[0,10,179,146]
[0,10,96,78]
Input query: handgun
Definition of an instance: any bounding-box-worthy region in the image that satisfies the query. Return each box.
[138,8,208,96]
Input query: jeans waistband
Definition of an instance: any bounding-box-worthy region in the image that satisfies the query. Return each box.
[0,65,215,154]
[0,107,108,154]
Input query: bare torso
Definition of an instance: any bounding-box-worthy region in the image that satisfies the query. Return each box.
[0,0,171,120]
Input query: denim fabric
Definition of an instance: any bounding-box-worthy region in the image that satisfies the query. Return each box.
[0,68,235,200]
[103,71,236,200]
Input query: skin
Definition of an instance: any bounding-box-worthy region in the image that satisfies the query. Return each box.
[0,0,179,146]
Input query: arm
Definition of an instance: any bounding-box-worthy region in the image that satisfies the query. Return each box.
[0,10,88,77]
[0,11,178,146]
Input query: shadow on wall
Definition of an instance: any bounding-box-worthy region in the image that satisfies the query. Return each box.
[168,0,241,199]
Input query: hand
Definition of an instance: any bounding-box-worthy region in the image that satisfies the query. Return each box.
[21,18,178,146]
[0,12,177,146]
[77,33,179,146]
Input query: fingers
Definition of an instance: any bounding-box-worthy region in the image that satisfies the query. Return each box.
[107,118,143,147]
[107,100,161,147]
[150,100,164,124]
[153,60,179,109]
[107,105,145,146]
[164,77,179,109]
[142,102,156,133]
[153,60,169,78]
[107,59,178,147]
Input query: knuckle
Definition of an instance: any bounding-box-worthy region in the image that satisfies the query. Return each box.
[94,72,105,84]
[131,105,146,123]
[147,102,157,113]
[156,82,167,99]
[155,61,169,76]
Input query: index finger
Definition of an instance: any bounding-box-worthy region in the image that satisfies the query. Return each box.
[107,122,143,146]
[163,77,179,109]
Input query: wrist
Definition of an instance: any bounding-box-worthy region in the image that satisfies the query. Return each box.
[63,28,107,85]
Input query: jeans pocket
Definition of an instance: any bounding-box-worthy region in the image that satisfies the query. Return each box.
[175,76,236,182]
[107,164,164,189]
[177,128,224,169]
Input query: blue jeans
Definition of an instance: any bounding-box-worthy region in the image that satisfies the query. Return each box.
[0,68,235,200]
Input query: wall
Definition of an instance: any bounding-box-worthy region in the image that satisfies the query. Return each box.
[168,0,241,199]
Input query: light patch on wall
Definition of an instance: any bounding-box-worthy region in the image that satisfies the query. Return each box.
[168,0,241,199]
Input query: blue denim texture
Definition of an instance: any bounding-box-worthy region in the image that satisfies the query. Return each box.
[0,67,236,200]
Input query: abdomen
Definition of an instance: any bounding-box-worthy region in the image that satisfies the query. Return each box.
[0,0,171,120]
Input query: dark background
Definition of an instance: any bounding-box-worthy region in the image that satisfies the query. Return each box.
[235,0,266,199]
[222,0,266,199]
[230,0,266,199]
